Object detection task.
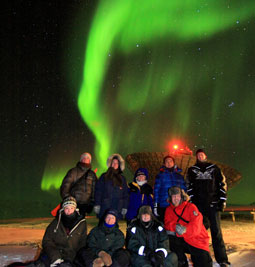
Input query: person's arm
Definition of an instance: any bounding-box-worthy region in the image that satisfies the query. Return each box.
[107,230,125,256]
[89,171,97,203]
[127,225,145,255]
[42,222,62,263]
[122,176,129,210]
[186,168,195,202]
[60,169,75,199]
[215,167,227,211]
[86,228,102,256]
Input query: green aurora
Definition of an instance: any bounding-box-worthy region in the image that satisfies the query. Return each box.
[41,0,255,205]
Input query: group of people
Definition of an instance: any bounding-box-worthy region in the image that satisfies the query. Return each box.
[9,149,231,267]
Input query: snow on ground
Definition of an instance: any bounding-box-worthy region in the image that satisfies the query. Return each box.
[0,217,254,266]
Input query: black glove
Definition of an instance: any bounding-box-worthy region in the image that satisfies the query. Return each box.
[217,201,226,212]
[58,261,74,267]
[144,247,153,257]
[149,251,165,267]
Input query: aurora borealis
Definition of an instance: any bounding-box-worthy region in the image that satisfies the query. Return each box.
[2,0,255,218]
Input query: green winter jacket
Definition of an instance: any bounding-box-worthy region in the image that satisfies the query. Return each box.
[87,222,125,256]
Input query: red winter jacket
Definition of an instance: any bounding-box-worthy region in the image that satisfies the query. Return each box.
[164,201,210,252]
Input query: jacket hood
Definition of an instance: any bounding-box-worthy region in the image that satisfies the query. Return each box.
[107,154,125,171]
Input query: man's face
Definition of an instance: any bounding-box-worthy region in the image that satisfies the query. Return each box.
[171,194,181,207]
[105,214,116,225]
[141,213,151,222]
[197,152,207,162]
[64,206,75,215]
[111,159,119,170]
[165,157,174,168]
[136,175,146,182]
[81,156,90,164]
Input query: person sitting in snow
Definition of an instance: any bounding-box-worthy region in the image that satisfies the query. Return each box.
[77,209,130,267]
[126,205,178,267]
[164,186,212,267]
[126,168,153,225]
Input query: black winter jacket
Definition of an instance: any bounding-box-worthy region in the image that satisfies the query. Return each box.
[186,161,227,208]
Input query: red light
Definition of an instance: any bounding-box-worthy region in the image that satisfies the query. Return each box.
[173,145,178,150]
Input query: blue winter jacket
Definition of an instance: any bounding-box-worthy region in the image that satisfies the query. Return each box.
[154,166,187,208]
[95,172,129,219]
[126,182,153,221]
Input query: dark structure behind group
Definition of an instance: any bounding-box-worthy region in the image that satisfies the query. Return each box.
[126,152,242,189]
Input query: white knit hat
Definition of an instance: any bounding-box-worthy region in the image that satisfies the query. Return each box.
[62,196,77,209]
[80,152,92,163]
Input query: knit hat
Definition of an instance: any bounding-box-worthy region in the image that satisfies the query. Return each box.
[62,196,77,209]
[134,168,148,180]
[196,149,205,156]
[105,209,118,219]
[80,152,92,163]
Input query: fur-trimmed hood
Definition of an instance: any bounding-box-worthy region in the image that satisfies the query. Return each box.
[107,153,125,171]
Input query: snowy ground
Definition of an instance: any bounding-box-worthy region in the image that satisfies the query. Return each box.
[0,217,254,266]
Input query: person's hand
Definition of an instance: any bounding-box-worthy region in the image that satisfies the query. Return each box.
[175,224,187,235]
[98,250,112,266]
[121,208,127,216]
[92,257,104,267]
[50,259,64,267]
[153,203,159,217]
[150,251,165,267]
[93,205,100,215]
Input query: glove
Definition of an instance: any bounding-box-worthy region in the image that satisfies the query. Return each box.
[144,247,153,257]
[217,201,226,212]
[93,205,100,215]
[150,251,165,267]
[153,203,159,217]
[50,259,64,267]
[175,224,186,235]
[121,208,127,215]
[98,251,112,266]
[92,257,104,267]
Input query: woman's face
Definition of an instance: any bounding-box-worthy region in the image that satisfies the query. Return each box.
[64,206,75,215]
[111,159,119,170]
[141,213,151,222]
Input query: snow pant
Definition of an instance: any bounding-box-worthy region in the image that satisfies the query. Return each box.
[131,252,178,267]
[77,247,130,267]
[169,236,212,267]
[198,204,228,264]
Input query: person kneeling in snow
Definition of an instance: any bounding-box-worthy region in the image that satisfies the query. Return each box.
[77,209,130,267]
[126,205,178,267]
[164,186,212,267]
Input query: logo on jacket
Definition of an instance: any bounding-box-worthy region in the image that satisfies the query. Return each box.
[193,169,214,180]
[193,210,198,216]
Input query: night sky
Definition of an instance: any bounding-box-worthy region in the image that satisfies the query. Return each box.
[1,0,255,218]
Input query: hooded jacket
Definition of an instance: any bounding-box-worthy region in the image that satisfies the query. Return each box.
[154,166,186,208]
[127,206,170,259]
[60,161,97,205]
[164,200,210,252]
[126,168,153,221]
[42,210,87,263]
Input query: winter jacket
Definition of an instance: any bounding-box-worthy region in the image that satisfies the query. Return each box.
[86,222,125,256]
[60,162,97,205]
[154,166,186,208]
[126,182,153,221]
[186,161,227,209]
[164,201,210,252]
[42,211,87,263]
[127,218,170,259]
[94,172,129,219]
